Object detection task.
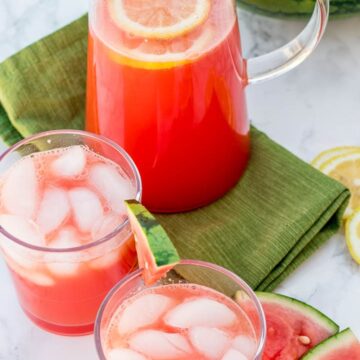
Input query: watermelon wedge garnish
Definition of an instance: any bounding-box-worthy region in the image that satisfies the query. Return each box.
[302,328,360,360]
[124,200,180,285]
[238,292,339,360]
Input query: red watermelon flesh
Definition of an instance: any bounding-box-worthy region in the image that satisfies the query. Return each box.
[301,328,360,360]
[256,292,339,360]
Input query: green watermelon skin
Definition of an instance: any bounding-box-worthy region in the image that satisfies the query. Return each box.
[237,0,360,17]
[125,200,180,285]
[256,292,339,360]
[301,328,360,359]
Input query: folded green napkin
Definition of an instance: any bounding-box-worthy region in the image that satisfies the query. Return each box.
[0,16,349,291]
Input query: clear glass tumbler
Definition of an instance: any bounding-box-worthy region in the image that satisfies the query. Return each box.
[0,130,142,336]
[95,259,266,359]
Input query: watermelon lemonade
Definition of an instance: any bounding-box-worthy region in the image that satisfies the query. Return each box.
[0,131,141,335]
[95,261,266,360]
[87,0,249,212]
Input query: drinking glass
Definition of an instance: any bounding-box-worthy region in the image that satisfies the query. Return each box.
[0,130,142,336]
[95,259,266,359]
[86,0,329,212]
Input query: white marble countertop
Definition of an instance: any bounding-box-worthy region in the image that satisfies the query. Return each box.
[0,1,360,359]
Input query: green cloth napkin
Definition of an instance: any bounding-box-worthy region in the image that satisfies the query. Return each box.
[0,15,350,291]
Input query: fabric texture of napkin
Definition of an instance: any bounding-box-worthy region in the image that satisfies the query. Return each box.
[0,15,349,291]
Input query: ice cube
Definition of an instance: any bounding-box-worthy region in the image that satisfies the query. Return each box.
[222,348,248,360]
[17,269,55,287]
[165,297,237,329]
[189,327,230,359]
[46,228,81,276]
[87,212,125,269]
[129,330,192,359]
[0,215,45,268]
[0,215,54,285]
[91,212,122,240]
[4,246,54,286]
[2,157,38,218]
[88,249,119,270]
[51,146,86,178]
[108,348,147,360]
[89,163,135,214]
[0,215,45,247]
[68,188,104,233]
[36,187,70,234]
[117,294,173,334]
[48,227,81,249]
[46,261,80,277]
[232,335,257,358]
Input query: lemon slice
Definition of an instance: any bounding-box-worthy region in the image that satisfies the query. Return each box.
[110,0,211,39]
[311,146,359,170]
[345,209,360,264]
[107,25,213,69]
[316,149,360,219]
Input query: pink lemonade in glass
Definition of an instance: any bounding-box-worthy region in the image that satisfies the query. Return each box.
[105,284,256,360]
[95,261,266,360]
[86,0,249,212]
[0,131,141,336]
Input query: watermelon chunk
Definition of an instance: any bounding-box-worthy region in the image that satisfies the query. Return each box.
[237,0,360,18]
[256,292,339,360]
[302,328,360,360]
[124,200,180,285]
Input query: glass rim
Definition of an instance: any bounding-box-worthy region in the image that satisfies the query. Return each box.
[0,129,142,253]
[94,259,267,360]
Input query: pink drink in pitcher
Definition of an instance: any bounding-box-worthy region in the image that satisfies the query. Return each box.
[0,131,141,335]
[86,0,250,212]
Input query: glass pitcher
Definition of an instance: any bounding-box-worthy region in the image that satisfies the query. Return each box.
[86,0,329,212]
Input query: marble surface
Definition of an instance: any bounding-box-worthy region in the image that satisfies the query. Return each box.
[0,1,360,359]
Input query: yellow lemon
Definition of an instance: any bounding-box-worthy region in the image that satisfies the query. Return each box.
[345,209,360,264]
[312,148,360,219]
[311,146,359,170]
[110,0,211,40]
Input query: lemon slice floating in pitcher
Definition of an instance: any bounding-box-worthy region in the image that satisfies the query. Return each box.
[107,25,214,70]
[312,147,360,219]
[110,0,211,39]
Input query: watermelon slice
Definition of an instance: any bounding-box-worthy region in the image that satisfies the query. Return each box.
[255,292,339,360]
[301,328,360,360]
[124,200,180,285]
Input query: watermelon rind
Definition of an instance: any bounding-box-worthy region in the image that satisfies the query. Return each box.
[237,0,360,18]
[256,292,339,335]
[301,328,358,359]
[124,200,180,269]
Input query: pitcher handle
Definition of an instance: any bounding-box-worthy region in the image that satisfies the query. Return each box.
[245,0,329,85]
